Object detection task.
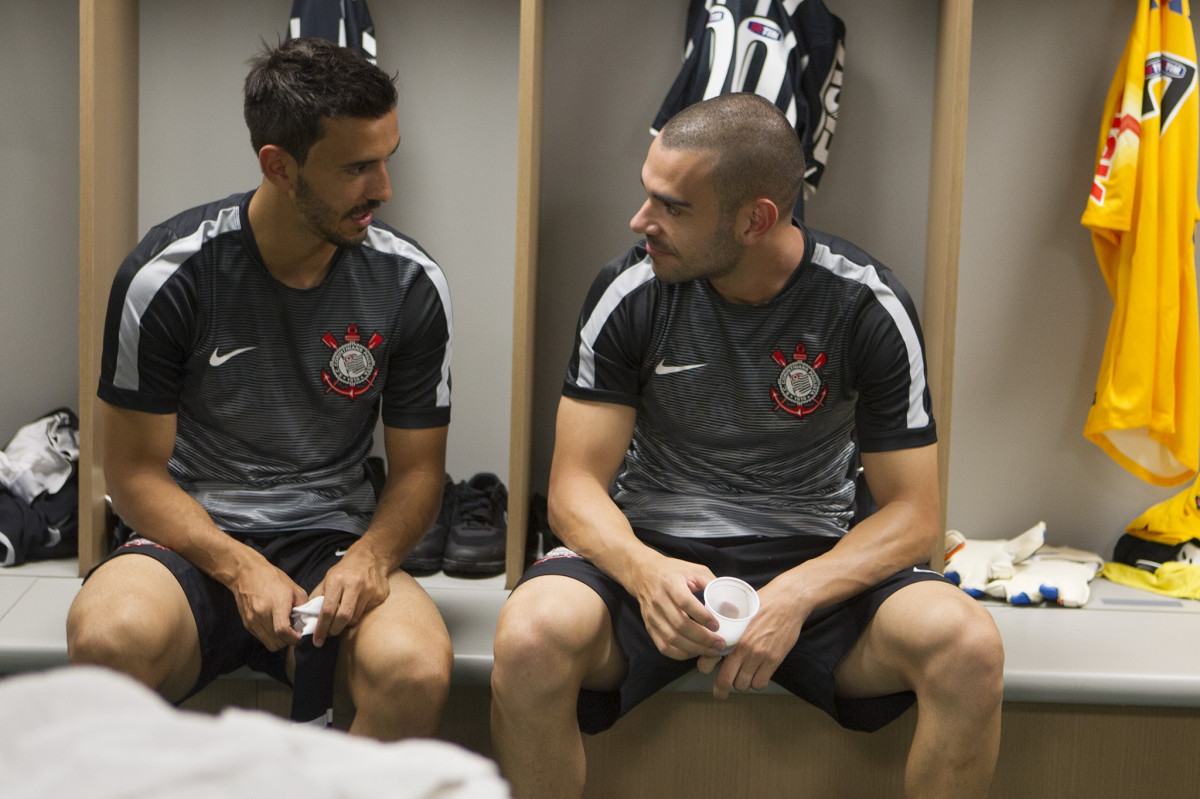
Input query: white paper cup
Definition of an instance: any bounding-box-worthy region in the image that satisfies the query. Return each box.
[703,577,760,655]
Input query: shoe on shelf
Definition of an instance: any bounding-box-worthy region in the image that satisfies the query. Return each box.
[442,472,508,578]
[400,474,456,576]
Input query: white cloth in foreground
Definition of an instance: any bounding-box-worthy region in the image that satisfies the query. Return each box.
[0,666,510,799]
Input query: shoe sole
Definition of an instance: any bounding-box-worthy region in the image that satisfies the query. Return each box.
[400,560,442,576]
[441,559,504,576]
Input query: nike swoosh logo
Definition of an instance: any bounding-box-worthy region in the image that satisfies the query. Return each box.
[654,359,706,375]
[209,346,256,367]
[334,548,349,557]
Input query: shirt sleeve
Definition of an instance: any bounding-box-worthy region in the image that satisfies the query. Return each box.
[562,247,658,407]
[849,266,937,453]
[380,263,452,429]
[97,226,196,415]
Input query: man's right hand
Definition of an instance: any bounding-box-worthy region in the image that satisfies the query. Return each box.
[228,556,307,651]
[548,398,724,658]
[627,554,724,660]
[101,403,308,652]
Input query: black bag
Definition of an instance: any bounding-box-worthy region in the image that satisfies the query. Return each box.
[0,408,79,566]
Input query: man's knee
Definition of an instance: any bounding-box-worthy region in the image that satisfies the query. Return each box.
[492,578,616,700]
[67,560,192,669]
[396,639,453,700]
[347,620,453,707]
[857,584,1004,706]
[67,594,133,668]
[67,586,197,696]
[915,594,1005,708]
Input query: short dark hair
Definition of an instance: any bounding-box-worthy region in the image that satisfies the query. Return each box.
[658,93,804,216]
[243,38,398,165]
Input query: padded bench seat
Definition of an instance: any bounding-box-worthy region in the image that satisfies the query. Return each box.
[3,560,1200,710]
[989,576,1200,706]
[0,558,80,674]
[0,561,511,683]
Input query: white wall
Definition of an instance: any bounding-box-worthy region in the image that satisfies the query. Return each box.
[138,0,517,482]
[803,0,936,306]
[530,0,1200,560]
[948,0,1200,554]
[530,0,938,489]
[0,1,79,442]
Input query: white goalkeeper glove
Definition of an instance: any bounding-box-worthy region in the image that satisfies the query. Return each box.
[943,522,1046,597]
[983,547,1104,607]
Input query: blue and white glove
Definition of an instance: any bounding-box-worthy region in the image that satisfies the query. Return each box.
[943,522,1046,597]
[983,547,1104,607]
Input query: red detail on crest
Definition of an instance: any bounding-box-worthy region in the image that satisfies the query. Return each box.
[322,368,378,399]
[319,325,384,400]
[770,384,827,418]
[769,342,828,419]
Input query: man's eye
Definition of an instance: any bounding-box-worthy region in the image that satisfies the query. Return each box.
[664,204,681,216]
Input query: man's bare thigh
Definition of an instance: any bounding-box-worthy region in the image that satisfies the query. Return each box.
[339,569,452,655]
[833,579,986,698]
[69,553,202,701]
[504,573,628,691]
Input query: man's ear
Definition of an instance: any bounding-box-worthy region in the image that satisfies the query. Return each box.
[738,198,780,244]
[258,144,297,190]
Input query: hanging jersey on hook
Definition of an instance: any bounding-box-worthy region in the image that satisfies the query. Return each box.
[289,0,378,63]
[1082,0,1200,486]
[650,0,846,220]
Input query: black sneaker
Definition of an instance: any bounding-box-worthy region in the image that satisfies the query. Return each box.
[442,472,507,577]
[400,474,456,576]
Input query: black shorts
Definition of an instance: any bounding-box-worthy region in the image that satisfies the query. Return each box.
[517,528,951,735]
[87,527,359,700]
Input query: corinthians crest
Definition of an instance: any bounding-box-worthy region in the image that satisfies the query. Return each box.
[770,343,827,418]
[322,325,382,399]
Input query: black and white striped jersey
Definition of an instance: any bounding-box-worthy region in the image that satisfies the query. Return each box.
[651,0,846,218]
[564,224,934,539]
[289,0,378,62]
[99,192,452,536]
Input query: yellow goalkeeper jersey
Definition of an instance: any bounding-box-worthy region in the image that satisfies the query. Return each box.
[1082,0,1200,487]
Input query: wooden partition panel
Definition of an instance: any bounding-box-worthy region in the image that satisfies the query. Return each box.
[506,0,545,588]
[923,0,973,551]
[579,695,1200,798]
[78,0,139,576]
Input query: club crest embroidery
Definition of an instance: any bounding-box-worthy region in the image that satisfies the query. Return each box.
[770,343,827,418]
[321,325,382,399]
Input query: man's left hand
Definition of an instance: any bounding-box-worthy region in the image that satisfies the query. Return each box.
[696,578,808,700]
[309,546,391,646]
